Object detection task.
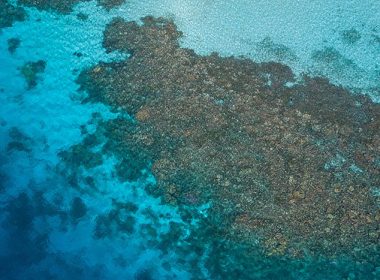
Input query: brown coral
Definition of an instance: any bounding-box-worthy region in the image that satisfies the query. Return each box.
[77,16,380,263]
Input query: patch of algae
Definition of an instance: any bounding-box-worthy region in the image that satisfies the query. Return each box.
[76,16,380,278]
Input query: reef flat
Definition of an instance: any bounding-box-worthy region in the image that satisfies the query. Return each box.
[76,16,380,278]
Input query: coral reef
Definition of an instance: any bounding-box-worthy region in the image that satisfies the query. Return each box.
[7,37,21,54]
[93,200,137,239]
[17,0,89,14]
[76,12,88,21]
[7,127,32,152]
[341,28,361,44]
[70,197,87,220]
[19,60,46,89]
[256,37,297,62]
[77,16,380,275]
[58,142,103,169]
[16,0,124,14]
[96,0,125,11]
[0,0,26,30]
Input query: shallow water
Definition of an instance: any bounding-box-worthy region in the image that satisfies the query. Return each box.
[0,0,379,279]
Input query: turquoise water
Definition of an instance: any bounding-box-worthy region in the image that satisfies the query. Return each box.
[0,1,379,279]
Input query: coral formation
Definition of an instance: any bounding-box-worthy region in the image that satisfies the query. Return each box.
[76,12,88,21]
[59,142,103,169]
[341,28,362,44]
[77,16,380,274]
[19,60,46,89]
[0,0,26,30]
[17,0,124,13]
[96,0,125,11]
[70,197,87,220]
[93,200,137,239]
[17,0,89,14]
[7,37,21,54]
[7,127,32,152]
[256,37,297,62]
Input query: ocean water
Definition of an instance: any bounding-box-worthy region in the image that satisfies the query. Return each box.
[0,0,379,279]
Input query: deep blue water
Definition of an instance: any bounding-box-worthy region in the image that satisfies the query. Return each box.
[0,1,379,279]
